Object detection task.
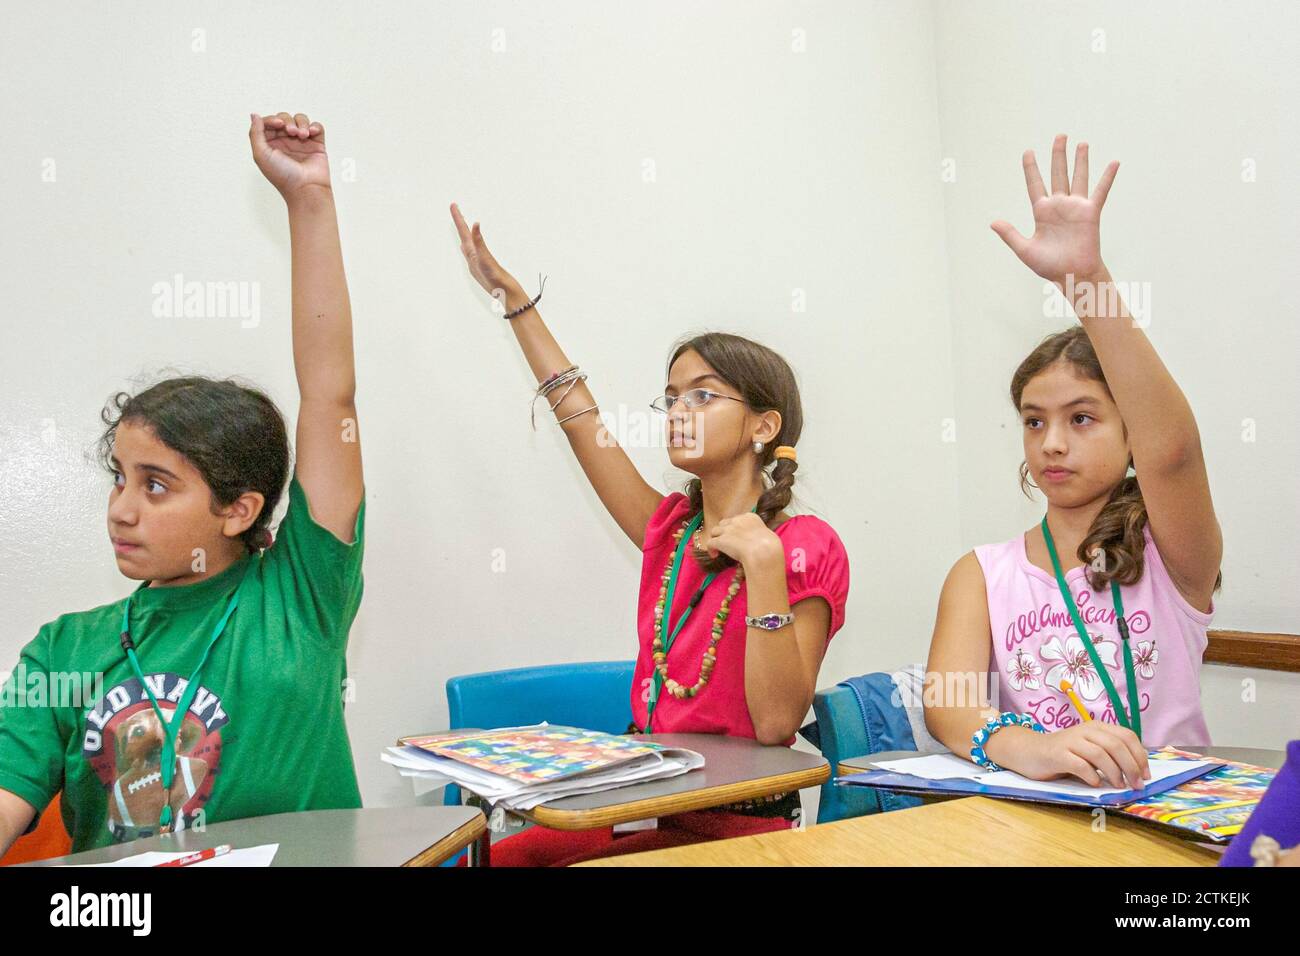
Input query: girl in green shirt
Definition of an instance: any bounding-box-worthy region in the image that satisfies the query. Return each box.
[0,111,366,855]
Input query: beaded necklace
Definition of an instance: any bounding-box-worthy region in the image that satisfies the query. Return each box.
[645,510,747,730]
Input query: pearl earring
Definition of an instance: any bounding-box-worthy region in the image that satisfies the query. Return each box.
[753,441,764,454]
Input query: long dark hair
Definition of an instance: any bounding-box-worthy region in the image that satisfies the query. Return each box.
[668,332,803,572]
[97,376,290,553]
[1011,326,1221,592]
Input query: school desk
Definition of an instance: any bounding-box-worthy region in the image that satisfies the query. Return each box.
[574,796,1227,866]
[576,746,1286,867]
[20,807,486,868]
[432,731,829,866]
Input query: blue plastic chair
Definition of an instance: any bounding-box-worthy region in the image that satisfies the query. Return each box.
[437,660,636,865]
[804,684,890,823]
[801,672,931,824]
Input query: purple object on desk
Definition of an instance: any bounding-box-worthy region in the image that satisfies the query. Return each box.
[1220,739,1300,867]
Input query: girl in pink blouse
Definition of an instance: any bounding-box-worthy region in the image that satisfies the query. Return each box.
[925,136,1223,791]
[448,205,850,866]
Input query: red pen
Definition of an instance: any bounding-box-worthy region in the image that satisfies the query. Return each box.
[155,844,233,868]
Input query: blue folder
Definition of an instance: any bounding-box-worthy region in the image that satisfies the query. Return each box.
[836,759,1224,809]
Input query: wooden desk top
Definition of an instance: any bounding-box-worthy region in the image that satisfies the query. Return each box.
[520,733,830,830]
[23,807,486,868]
[575,795,1222,867]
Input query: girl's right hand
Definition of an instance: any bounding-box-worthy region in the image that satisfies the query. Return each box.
[1014,722,1151,790]
[450,203,524,306]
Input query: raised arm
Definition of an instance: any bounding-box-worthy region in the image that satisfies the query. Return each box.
[249,111,362,543]
[449,203,662,547]
[991,135,1222,610]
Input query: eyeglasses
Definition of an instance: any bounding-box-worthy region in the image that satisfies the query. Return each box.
[649,388,747,415]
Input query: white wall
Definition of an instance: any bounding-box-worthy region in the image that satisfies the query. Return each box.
[0,2,1293,813]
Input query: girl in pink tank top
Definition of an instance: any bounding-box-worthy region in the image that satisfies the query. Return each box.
[974,522,1212,747]
[925,136,1223,790]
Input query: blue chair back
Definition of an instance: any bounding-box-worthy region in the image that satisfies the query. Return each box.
[441,660,636,808]
[436,660,635,866]
[801,670,935,823]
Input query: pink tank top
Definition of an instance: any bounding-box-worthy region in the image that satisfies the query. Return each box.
[973,524,1213,748]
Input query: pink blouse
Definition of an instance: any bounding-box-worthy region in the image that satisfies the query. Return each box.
[630,493,851,744]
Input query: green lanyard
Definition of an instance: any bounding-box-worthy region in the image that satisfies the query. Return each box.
[644,506,755,732]
[117,561,253,830]
[1040,516,1142,739]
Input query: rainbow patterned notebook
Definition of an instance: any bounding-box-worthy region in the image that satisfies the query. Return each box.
[1120,748,1276,843]
[399,725,667,785]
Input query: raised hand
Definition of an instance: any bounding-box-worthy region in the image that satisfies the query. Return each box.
[991,134,1119,287]
[249,112,330,198]
[450,203,524,306]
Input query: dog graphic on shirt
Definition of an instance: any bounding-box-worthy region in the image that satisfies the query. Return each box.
[106,706,209,840]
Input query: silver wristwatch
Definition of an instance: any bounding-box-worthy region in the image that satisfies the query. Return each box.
[745,611,795,630]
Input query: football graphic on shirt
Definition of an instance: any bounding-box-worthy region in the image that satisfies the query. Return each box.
[84,674,228,844]
[105,708,208,838]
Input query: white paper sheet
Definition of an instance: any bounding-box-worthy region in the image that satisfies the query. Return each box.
[978,759,1215,797]
[872,753,988,780]
[70,843,279,867]
[869,751,1214,797]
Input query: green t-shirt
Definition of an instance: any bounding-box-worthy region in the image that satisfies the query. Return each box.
[0,474,365,853]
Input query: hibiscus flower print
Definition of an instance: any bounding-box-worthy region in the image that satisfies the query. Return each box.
[1006,648,1042,692]
[1040,632,1119,701]
[1134,639,1159,679]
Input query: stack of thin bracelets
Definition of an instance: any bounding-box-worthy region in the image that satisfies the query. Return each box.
[531,365,598,428]
[504,275,601,429]
[970,711,1045,771]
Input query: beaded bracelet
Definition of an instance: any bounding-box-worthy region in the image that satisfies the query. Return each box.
[969,711,1045,771]
[503,273,547,319]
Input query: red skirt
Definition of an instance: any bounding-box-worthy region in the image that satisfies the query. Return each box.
[460,806,797,867]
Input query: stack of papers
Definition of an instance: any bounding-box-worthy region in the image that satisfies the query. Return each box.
[382,723,704,813]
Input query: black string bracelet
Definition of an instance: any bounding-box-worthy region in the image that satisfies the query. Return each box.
[503,273,547,319]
